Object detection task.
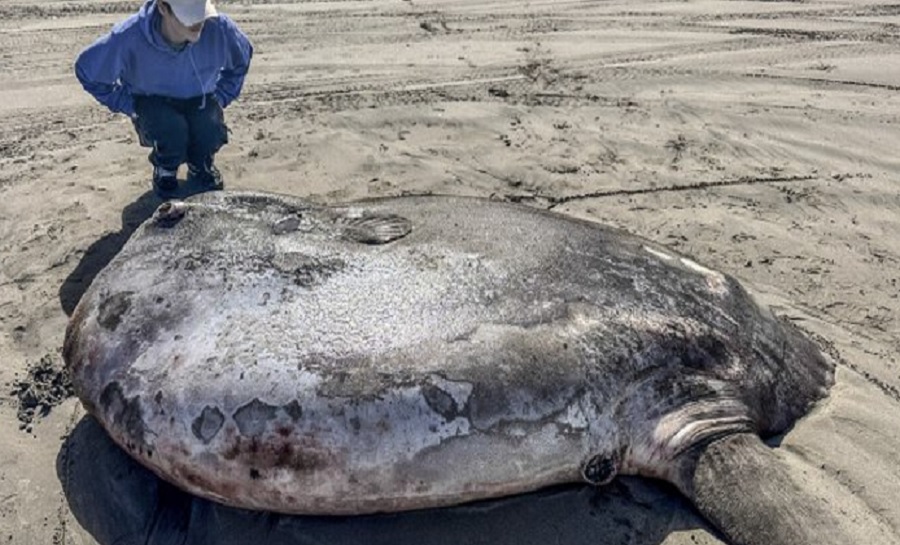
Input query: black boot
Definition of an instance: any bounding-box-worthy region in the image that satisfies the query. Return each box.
[187,162,224,191]
[152,166,178,197]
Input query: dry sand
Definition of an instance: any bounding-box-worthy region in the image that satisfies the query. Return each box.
[2,0,900,543]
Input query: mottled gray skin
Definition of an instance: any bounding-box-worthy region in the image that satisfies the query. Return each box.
[64,192,835,545]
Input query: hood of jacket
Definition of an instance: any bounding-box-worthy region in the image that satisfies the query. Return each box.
[138,0,183,54]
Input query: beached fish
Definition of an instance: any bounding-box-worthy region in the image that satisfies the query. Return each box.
[65,191,840,545]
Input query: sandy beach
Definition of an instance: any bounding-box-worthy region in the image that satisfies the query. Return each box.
[2,0,900,543]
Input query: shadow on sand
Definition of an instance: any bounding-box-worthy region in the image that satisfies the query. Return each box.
[58,416,714,545]
[58,183,216,316]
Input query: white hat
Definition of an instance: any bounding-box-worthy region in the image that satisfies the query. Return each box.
[165,0,217,26]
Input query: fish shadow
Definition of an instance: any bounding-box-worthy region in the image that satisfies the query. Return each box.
[58,416,715,545]
[58,184,216,316]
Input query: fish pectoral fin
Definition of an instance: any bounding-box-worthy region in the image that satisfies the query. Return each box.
[339,213,412,245]
[673,432,891,545]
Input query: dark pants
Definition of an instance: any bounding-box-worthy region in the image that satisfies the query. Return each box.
[133,94,228,171]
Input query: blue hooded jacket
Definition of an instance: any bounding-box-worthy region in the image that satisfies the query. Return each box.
[75,0,253,116]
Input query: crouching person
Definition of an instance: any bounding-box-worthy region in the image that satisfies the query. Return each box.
[75,0,253,197]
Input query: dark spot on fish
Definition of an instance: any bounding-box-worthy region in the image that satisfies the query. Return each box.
[683,379,717,399]
[223,434,332,474]
[98,292,133,331]
[582,453,618,486]
[99,381,146,448]
[283,400,303,421]
[250,468,261,479]
[421,384,459,421]
[649,373,719,404]
[233,399,278,436]
[154,391,163,404]
[224,193,310,216]
[273,216,301,235]
[269,253,346,288]
[293,258,345,287]
[276,426,292,438]
[651,331,731,375]
[192,405,225,444]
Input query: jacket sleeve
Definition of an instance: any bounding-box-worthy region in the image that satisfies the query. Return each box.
[74,30,136,116]
[214,16,253,109]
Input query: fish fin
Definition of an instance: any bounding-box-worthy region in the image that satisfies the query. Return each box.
[674,433,891,545]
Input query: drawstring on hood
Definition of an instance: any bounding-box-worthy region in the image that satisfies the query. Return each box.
[188,46,207,109]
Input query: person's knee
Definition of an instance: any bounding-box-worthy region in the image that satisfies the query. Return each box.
[133,96,190,164]
[189,100,229,161]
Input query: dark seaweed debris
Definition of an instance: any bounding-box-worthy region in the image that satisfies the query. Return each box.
[10,354,74,431]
